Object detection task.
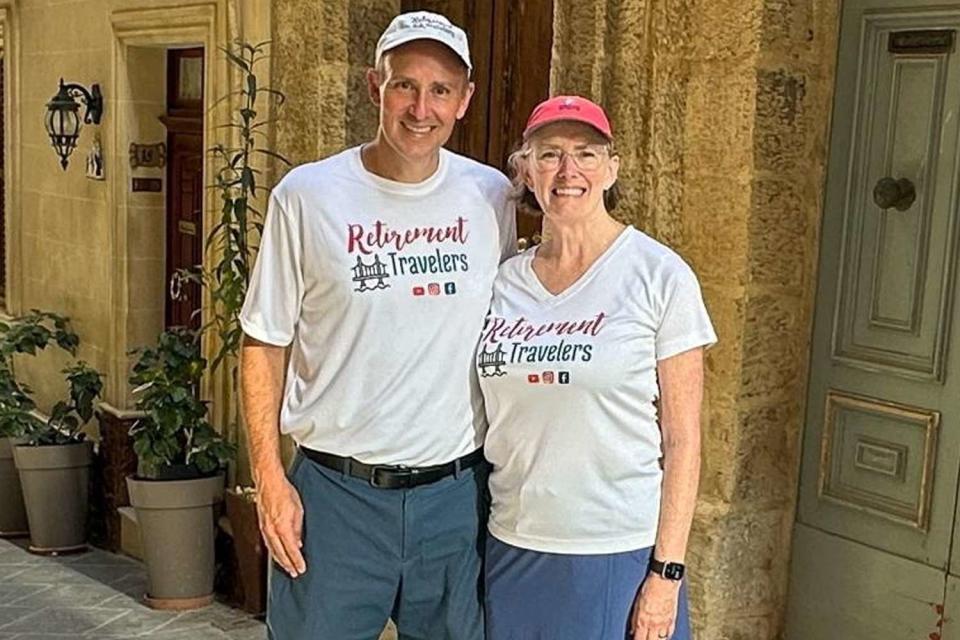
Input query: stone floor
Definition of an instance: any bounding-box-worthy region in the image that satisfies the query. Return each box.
[0,537,266,639]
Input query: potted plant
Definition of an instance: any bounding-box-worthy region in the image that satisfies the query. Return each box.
[0,363,37,537]
[3,311,103,553]
[200,39,288,612]
[127,326,234,610]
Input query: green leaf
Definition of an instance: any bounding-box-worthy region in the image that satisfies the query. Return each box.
[223,48,250,72]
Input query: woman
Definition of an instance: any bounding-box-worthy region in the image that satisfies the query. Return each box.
[478,96,716,640]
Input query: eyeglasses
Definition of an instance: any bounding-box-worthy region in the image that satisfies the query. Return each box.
[528,144,609,171]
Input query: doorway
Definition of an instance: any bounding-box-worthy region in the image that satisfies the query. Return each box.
[399,0,553,245]
[785,2,960,637]
[161,47,204,330]
[0,49,5,307]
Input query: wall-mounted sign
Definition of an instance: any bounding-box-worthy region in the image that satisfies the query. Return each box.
[132,177,162,192]
[889,30,955,54]
[86,134,105,181]
[129,142,166,169]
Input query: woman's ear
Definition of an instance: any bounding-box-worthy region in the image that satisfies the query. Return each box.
[605,155,621,190]
[521,162,535,191]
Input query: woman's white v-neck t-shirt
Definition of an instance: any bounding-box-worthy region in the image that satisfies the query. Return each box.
[478,226,717,554]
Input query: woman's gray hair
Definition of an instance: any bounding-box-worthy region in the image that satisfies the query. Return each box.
[505,141,621,215]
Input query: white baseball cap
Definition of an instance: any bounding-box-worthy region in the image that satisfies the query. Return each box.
[375,11,472,75]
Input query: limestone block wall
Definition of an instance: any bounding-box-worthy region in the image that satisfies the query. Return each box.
[6,0,270,424]
[13,0,117,410]
[271,0,398,171]
[552,0,839,637]
[121,46,166,389]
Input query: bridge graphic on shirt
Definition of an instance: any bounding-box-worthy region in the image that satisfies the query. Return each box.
[351,254,391,292]
[477,344,507,377]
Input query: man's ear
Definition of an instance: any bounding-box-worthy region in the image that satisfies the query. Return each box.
[456,81,476,120]
[366,67,382,107]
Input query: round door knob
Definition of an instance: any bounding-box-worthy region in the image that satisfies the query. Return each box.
[873,177,916,211]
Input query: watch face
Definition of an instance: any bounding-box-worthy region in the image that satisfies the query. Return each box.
[664,563,685,580]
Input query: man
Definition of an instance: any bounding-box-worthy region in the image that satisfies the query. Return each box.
[239,11,516,640]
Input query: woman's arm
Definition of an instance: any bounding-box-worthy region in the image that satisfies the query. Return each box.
[631,346,704,639]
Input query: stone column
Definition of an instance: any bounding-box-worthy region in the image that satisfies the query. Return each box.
[551,0,839,637]
[271,0,398,168]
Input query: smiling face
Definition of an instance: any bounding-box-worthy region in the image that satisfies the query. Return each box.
[522,121,620,220]
[367,39,474,169]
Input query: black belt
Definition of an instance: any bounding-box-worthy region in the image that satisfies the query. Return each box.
[299,447,485,489]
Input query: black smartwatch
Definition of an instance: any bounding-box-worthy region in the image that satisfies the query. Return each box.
[648,558,685,581]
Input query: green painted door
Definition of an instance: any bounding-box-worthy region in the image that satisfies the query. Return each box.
[786,2,960,638]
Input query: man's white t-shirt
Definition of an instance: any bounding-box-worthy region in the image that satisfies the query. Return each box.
[478,226,716,554]
[240,146,516,466]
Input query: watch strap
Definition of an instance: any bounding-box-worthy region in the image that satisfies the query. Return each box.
[648,558,685,581]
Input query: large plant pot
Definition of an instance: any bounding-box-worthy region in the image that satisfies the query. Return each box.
[225,489,267,615]
[127,473,224,610]
[13,441,93,554]
[0,438,28,537]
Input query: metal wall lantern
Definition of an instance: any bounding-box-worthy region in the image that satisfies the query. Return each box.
[44,79,104,170]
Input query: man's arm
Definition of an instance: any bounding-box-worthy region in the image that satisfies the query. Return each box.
[241,334,306,577]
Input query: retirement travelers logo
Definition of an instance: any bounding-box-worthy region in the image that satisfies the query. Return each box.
[346,217,470,295]
[478,312,607,383]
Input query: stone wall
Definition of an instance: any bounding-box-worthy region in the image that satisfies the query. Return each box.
[271,0,398,170]
[5,0,269,426]
[552,0,839,637]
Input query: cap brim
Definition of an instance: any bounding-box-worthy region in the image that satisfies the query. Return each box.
[523,118,612,140]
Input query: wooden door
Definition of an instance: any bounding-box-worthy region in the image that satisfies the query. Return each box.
[0,58,6,305]
[785,3,960,638]
[162,48,204,329]
[399,0,553,244]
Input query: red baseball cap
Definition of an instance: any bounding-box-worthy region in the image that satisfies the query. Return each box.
[523,95,613,140]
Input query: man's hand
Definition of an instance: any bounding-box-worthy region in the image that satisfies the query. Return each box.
[257,473,307,578]
[629,574,680,640]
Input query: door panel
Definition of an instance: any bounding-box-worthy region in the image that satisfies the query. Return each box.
[788,1,960,636]
[795,2,960,568]
[164,128,203,329]
[162,47,204,330]
[786,524,945,640]
[833,15,960,381]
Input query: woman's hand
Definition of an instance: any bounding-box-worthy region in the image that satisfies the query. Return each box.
[630,574,681,640]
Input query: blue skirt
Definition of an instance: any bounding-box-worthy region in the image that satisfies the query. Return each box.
[484,536,692,640]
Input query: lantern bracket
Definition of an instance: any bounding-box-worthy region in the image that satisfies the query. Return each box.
[61,81,104,125]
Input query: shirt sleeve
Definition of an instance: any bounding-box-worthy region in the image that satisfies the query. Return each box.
[239,193,304,346]
[655,258,717,360]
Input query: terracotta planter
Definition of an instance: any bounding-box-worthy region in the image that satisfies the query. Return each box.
[225,489,267,615]
[13,441,93,554]
[0,438,28,537]
[127,473,224,610]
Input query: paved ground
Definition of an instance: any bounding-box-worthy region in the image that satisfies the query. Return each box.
[0,537,266,639]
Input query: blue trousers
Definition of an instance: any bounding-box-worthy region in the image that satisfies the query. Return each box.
[485,536,692,640]
[267,452,488,640]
